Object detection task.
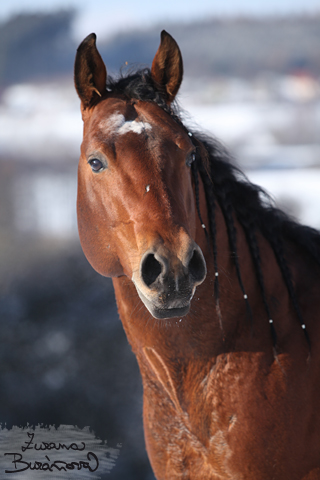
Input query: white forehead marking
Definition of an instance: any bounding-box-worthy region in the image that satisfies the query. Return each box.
[118,119,152,135]
[99,113,152,136]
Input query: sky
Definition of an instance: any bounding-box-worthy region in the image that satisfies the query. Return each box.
[1,0,320,40]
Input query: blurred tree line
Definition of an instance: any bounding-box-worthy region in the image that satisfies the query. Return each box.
[103,16,320,79]
[0,11,319,87]
[0,11,75,86]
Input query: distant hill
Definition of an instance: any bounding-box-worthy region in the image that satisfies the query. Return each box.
[0,11,75,86]
[0,12,319,87]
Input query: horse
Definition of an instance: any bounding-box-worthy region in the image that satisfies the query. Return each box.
[74,31,320,480]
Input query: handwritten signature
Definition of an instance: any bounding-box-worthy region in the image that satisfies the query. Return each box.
[21,432,86,452]
[4,432,99,474]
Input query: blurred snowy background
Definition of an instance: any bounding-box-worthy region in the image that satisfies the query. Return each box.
[0,2,319,479]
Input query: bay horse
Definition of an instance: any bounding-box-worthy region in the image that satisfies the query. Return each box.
[74,31,320,480]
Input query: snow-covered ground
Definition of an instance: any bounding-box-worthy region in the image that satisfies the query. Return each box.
[0,82,83,161]
[1,79,320,236]
[182,99,320,168]
[13,173,78,238]
[245,169,320,229]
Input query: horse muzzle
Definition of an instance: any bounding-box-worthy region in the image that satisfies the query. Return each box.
[132,242,207,319]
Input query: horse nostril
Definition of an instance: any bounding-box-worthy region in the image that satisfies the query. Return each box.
[141,253,162,287]
[188,248,206,283]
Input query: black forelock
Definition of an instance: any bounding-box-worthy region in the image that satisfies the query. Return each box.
[107,69,169,110]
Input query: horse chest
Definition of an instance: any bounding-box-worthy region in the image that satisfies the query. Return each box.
[141,351,306,480]
[142,379,235,480]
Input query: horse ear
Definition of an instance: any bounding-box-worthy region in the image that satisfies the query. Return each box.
[151,30,183,104]
[74,33,107,109]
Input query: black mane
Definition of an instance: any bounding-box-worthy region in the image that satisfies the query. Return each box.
[107,68,320,349]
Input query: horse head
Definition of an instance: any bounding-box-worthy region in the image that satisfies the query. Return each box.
[74,31,206,319]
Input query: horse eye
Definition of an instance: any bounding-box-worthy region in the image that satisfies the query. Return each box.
[88,158,103,172]
[186,151,196,167]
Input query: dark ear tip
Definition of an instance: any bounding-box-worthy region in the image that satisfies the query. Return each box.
[77,33,97,52]
[160,30,179,50]
[160,30,172,42]
[86,32,97,43]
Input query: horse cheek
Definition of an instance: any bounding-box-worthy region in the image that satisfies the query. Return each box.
[77,191,124,278]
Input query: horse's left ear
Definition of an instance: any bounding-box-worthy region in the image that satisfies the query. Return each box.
[151,30,183,104]
[74,33,107,110]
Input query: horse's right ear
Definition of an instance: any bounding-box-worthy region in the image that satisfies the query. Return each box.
[74,33,107,110]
